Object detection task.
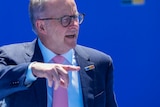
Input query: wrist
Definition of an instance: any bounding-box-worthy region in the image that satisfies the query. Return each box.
[30,61,38,77]
[25,62,37,87]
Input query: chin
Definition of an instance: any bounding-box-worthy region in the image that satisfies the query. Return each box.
[71,43,77,48]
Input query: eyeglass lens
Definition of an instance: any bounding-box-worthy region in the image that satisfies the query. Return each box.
[61,13,84,27]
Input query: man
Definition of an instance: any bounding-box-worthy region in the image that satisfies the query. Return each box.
[0,0,117,107]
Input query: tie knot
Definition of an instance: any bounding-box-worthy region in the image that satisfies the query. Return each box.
[53,55,65,64]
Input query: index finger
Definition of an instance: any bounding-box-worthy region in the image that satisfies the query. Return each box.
[62,65,80,71]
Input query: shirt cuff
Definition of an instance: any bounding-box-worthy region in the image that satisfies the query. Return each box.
[25,62,37,86]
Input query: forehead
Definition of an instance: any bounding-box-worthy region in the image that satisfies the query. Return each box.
[45,0,78,17]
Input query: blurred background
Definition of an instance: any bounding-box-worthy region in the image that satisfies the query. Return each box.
[0,0,159,107]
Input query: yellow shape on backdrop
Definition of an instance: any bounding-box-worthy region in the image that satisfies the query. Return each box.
[132,0,145,5]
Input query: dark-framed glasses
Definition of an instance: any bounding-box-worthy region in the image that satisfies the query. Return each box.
[38,13,85,27]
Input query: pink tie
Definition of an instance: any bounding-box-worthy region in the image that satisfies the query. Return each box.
[52,55,68,107]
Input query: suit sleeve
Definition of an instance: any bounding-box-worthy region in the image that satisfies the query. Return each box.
[0,48,30,100]
[105,57,117,107]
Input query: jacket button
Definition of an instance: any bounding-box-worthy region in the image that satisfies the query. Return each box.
[10,81,20,87]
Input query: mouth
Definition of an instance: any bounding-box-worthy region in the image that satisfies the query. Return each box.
[65,34,76,38]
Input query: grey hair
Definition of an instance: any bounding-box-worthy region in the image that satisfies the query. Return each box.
[29,0,48,32]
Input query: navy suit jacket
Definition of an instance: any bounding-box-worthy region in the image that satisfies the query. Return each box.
[0,39,117,107]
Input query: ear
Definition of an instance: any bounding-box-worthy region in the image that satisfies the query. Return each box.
[35,20,47,35]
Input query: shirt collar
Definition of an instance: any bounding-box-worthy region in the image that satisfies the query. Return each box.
[38,39,73,64]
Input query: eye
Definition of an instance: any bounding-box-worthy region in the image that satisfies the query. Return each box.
[62,16,71,23]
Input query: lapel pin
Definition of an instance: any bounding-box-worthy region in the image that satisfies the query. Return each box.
[84,65,95,71]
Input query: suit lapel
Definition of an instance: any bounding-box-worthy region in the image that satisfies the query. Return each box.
[75,45,95,107]
[25,39,47,107]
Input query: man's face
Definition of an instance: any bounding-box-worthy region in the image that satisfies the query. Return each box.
[39,0,79,54]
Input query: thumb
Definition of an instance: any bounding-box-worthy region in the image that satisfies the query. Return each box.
[47,79,59,90]
[47,79,53,87]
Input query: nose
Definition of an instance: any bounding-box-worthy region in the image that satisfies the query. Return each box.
[69,17,79,27]
[68,19,79,30]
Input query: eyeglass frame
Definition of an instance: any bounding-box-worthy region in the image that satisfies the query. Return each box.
[38,13,85,27]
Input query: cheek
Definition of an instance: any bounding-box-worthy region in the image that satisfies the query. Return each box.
[46,24,67,41]
[53,25,66,34]
[51,30,66,43]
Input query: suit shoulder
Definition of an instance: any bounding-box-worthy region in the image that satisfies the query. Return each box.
[0,40,36,58]
[76,45,112,62]
[0,40,36,51]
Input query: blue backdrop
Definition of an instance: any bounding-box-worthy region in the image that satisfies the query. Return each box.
[0,1,160,107]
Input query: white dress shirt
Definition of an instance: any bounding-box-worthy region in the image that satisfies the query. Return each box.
[26,39,84,107]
